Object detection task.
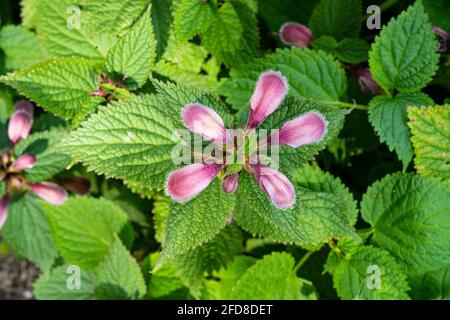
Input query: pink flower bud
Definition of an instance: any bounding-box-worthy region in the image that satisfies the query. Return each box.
[12,154,36,171]
[277,112,328,148]
[279,22,313,48]
[432,25,449,53]
[0,194,9,229]
[356,68,382,95]
[165,164,222,202]
[252,165,296,209]
[247,71,288,129]
[8,101,34,144]
[222,173,239,193]
[30,182,68,205]
[182,104,227,143]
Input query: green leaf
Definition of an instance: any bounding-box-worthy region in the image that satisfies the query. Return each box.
[201,0,259,67]
[62,94,181,192]
[14,130,71,182]
[408,105,450,181]
[43,197,128,270]
[148,252,186,298]
[368,2,439,93]
[0,58,103,122]
[1,193,58,271]
[106,6,156,90]
[175,0,216,41]
[229,252,317,299]
[368,93,433,169]
[33,265,96,300]
[0,25,45,70]
[361,173,450,275]
[152,194,170,244]
[156,179,236,269]
[423,0,450,34]
[219,48,347,110]
[35,0,110,61]
[409,265,450,300]
[151,0,173,59]
[332,246,410,300]
[259,96,345,176]
[309,0,363,40]
[235,172,357,248]
[82,0,147,36]
[291,164,358,226]
[96,236,146,300]
[173,225,243,297]
[21,0,39,29]
[0,85,13,123]
[312,36,369,64]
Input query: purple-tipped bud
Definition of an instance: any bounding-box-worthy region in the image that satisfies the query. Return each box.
[222,173,239,193]
[252,165,296,209]
[278,112,328,148]
[30,182,68,205]
[432,25,449,53]
[356,68,382,95]
[8,101,34,144]
[165,164,222,202]
[279,22,313,48]
[0,194,9,230]
[247,71,288,129]
[226,212,234,225]
[182,104,227,143]
[55,177,91,195]
[12,154,36,171]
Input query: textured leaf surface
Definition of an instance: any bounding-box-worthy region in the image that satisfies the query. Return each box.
[201,0,259,67]
[157,180,236,268]
[148,253,186,298]
[408,105,450,181]
[14,130,71,182]
[34,265,96,300]
[291,164,358,226]
[220,48,347,110]
[175,0,216,41]
[36,0,107,61]
[0,58,103,121]
[368,2,439,93]
[235,172,356,248]
[409,265,450,300]
[312,36,369,64]
[106,6,156,90]
[96,237,146,299]
[229,252,317,299]
[368,93,433,169]
[151,0,173,59]
[21,0,39,29]
[309,0,363,40]
[1,193,58,271]
[332,246,410,300]
[0,25,45,69]
[361,173,450,274]
[173,226,243,297]
[44,197,127,270]
[63,95,180,192]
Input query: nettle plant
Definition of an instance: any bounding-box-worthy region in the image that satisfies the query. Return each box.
[0,0,449,300]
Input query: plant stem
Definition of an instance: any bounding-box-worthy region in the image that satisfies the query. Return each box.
[329,101,369,111]
[293,250,315,274]
[379,0,399,12]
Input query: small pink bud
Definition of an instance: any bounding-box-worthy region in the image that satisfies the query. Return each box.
[0,194,9,230]
[432,25,449,53]
[30,182,68,205]
[222,173,239,193]
[165,164,222,202]
[252,165,296,209]
[8,101,34,144]
[356,68,382,95]
[182,104,227,143]
[279,22,313,48]
[247,71,288,129]
[12,154,36,171]
[277,112,328,148]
